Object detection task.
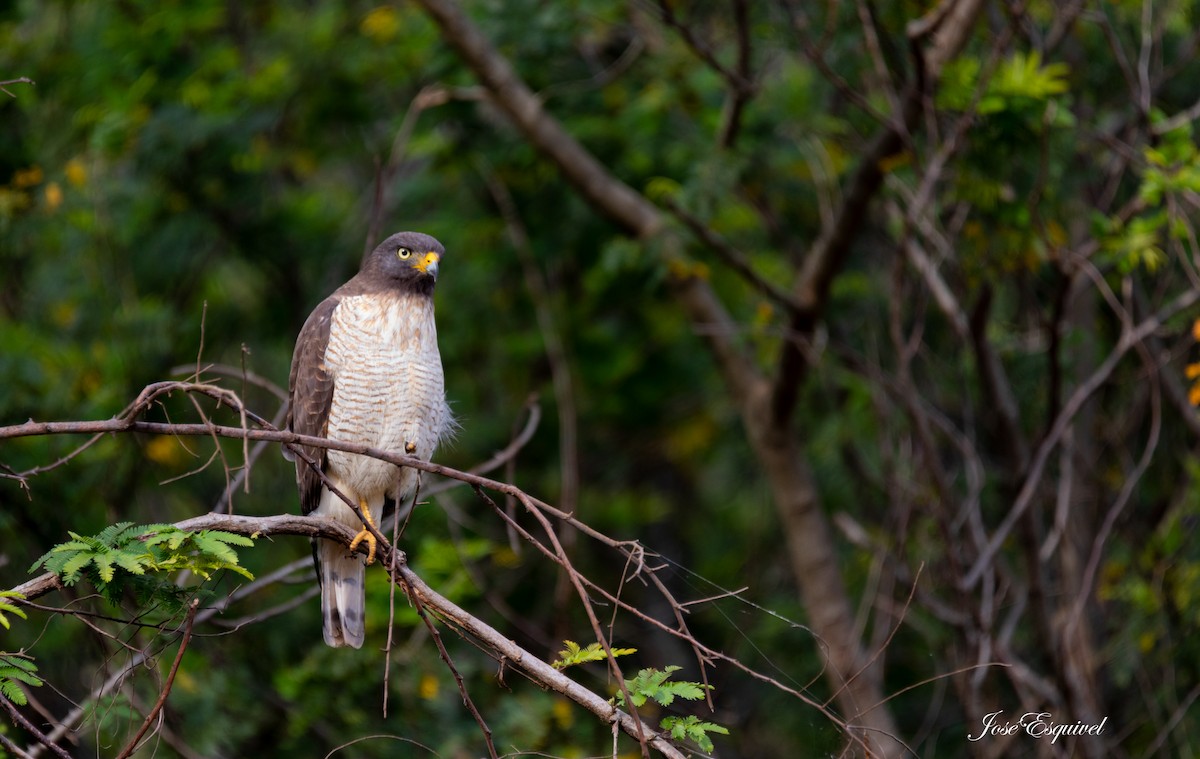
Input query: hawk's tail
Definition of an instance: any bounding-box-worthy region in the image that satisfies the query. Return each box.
[317,539,366,648]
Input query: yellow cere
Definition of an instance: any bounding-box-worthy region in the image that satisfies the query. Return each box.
[414,251,440,273]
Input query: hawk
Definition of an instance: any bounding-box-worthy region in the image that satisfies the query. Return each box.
[285,231,452,648]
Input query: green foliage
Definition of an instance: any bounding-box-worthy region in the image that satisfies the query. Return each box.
[613,665,711,709]
[1098,211,1170,273]
[0,654,41,707]
[141,525,255,578]
[0,591,27,630]
[1098,119,1200,273]
[551,640,637,670]
[1141,120,1200,204]
[660,714,730,753]
[30,522,254,605]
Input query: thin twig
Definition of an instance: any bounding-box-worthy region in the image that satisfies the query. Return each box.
[0,76,34,97]
[114,598,200,759]
[404,577,497,758]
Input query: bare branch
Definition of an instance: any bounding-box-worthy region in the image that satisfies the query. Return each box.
[653,0,753,90]
[0,76,34,98]
[412,0,660,238]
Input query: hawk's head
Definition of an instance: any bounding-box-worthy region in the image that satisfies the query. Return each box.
[362,231,444,294]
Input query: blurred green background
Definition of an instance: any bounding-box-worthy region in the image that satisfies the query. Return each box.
[3,1,1200,756]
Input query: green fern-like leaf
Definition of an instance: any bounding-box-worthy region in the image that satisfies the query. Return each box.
[552,640,637,670]
[661,715,730,753]
[0,655,42,707]
[113,550,150,575]
[58,551,98,584]
[95,521,138,545]
[0,592,28,630]
[614,666,712,708]
[28,523,256,601]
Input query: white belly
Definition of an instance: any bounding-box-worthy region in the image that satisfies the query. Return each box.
[322,294,446,504]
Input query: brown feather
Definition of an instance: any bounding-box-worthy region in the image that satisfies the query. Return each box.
[285,295,340,516]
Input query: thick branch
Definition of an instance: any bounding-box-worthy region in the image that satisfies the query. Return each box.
[770,81,922,426]
[412,0,660,238]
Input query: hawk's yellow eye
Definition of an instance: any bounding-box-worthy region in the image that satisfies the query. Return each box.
[397,247,413,259]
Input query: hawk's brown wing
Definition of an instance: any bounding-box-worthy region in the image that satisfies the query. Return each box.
[285,296,339,516]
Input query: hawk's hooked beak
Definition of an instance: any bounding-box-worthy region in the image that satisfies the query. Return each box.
[415,251,440,280]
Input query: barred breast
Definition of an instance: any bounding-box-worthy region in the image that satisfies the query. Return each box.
[322,293,448,503]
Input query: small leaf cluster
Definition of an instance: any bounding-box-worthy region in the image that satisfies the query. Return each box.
[0,654,41,706]
[939,51,1071,115]
[551,640,637,670]
[30,522,254,606]
[1098,118,1200,274]
[614,665,729,752]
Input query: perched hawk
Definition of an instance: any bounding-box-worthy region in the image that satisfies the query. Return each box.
[285,231,452,648]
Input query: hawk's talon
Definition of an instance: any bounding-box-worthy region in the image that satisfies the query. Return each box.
[349,529,377,565]
[349,498,379,565]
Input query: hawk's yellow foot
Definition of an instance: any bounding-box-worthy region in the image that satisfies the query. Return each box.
[348,499,379,565]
